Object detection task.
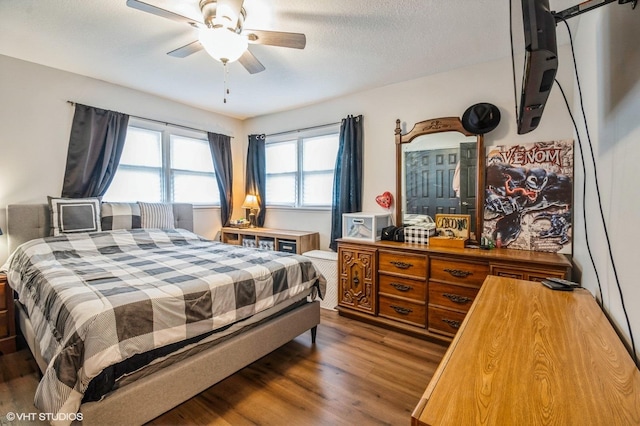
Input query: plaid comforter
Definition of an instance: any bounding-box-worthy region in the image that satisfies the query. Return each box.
[3,228,321,423]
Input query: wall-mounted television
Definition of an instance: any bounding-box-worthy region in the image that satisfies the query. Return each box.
[517,0,558,134]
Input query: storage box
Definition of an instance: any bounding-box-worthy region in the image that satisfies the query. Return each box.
[404,226,433,245]
[258,237,274,251]
[342,213,392,242]
[241,236,256,248]
[278,239,297,253]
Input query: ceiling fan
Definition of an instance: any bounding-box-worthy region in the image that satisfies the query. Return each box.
[126,0,307,74]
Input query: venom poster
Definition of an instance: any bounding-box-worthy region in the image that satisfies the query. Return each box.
[483,140,574,253]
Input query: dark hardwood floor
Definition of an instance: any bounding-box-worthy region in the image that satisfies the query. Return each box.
[0,310,447,425]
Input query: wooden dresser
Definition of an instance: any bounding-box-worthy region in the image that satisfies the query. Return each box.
[0,273,17,355]
[337,240,571,342]
[412,275,640,425]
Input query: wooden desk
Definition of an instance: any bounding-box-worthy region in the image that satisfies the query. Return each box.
[412,275,640,425]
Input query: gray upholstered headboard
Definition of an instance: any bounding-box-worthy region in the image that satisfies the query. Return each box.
[7,203,194,254]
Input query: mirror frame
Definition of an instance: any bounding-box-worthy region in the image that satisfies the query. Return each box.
[395,117,485,245]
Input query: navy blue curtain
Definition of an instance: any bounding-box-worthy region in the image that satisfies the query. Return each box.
[62,104,129,197]
[246,134,266,227]
[208,132,233,227]
[329,115,363,251]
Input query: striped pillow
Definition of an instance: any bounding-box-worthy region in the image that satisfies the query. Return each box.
[48,196,102,236]
[101,202,142,230]
[138,202,175,229]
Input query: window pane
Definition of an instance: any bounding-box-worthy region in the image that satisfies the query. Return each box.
[266,174,296,205]
[171,136,214,172]
[303,172,334,206]
[172,172,219,204]
[303,135,339,172]
[120,127,162,167]
[103,168,162,202]
[266,141,297,173]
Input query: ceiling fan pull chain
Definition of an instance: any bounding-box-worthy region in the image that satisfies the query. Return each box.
[223,60,229,103]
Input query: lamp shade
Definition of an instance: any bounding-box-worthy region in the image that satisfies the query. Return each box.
[199,27,248,63]
[241,194,260,210]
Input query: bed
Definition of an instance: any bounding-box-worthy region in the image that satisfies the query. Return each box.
[3,203,322,425]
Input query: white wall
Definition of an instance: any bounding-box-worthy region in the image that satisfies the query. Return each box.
[0,54,244,264]
[571,6,640,360]
[243,45,575,251]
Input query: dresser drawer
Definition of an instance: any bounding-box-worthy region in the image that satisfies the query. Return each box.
[379,250,427,279]
[430,257,489,286]
[379,295,426,327]
[429,282,479,312]
[379,274,426,301]
[490,265,567,282]
[428,306,467,337]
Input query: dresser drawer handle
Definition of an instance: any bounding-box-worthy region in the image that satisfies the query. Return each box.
[390,305,413,315]
[444,268,472,278]
[443,293,472,304]
[390,283,413,292]
[442,318,461,329]
[390,261,413,270]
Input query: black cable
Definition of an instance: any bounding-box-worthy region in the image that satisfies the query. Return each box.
[556,16,637,364]
[554,79,603,306]
[509,0,519,122]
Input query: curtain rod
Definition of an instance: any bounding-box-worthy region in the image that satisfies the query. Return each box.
[67,101,234,138]
[266,121,341,138]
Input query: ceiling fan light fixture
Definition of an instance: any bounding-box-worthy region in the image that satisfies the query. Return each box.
[199,27,247,63]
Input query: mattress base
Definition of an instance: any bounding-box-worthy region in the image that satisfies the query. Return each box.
[82,301,319,425]
[18,300,320,425]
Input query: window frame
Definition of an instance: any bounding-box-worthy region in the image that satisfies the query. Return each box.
[103,118,220,206]
[265,125,340,209]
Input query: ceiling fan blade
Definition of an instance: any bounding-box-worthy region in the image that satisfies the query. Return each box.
[167,40,203,58]
[238,50,266,74]
[126,0,203,26]
[244,30,306,49]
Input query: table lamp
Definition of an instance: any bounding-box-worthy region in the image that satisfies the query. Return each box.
[242,194,260,228]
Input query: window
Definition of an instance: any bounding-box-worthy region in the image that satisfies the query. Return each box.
[265,126,339,208]
[103,119,220,205]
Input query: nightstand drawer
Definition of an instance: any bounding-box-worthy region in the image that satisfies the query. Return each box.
[430,258,488,286]
[379,274,426,301]
[0,311,7,338]
[0,282,6,310]
[379,250,427,279]
[429,282,479,312]
[428,306,467,337]
[379,295,426,327]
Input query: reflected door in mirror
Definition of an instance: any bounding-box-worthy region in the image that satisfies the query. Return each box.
[405,147,459,216]
[404,141,477,226]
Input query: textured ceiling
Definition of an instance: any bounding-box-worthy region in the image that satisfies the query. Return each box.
[0,0,579,119]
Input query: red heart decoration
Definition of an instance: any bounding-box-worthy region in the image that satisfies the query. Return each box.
[375,191,393,209]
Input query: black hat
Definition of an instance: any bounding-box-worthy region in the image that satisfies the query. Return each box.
[462,103,501,134]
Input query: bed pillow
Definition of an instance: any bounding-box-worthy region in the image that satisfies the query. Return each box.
[101,202,142,230]
[48,196,102,236]
[138,202,175,229]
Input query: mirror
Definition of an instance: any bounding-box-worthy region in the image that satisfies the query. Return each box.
[395,117,484,244]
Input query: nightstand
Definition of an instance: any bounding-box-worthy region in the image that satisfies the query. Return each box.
[0,273,17,354]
